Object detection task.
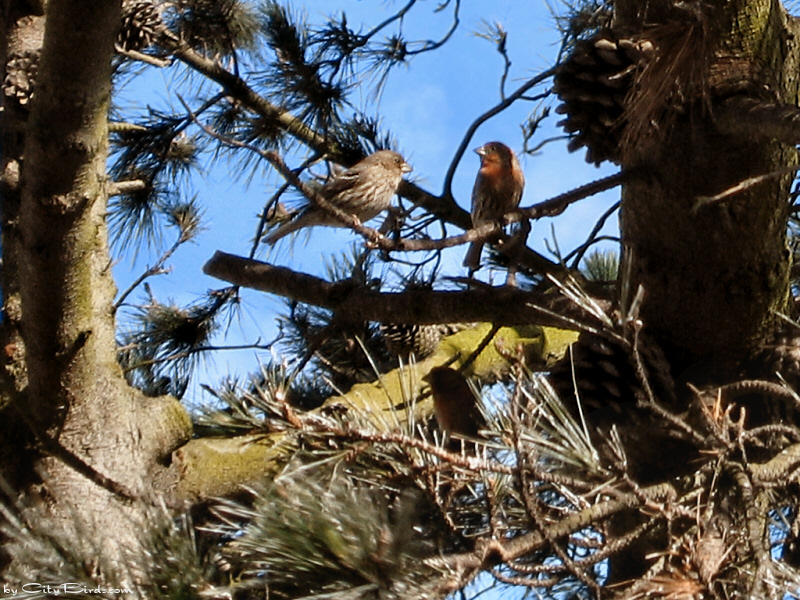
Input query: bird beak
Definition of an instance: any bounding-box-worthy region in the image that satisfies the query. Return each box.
[474,145,487,157]
[401,161,412,174]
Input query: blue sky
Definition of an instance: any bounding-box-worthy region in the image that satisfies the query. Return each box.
[112,0,619,401]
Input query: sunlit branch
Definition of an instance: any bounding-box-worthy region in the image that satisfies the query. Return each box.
[115,46,171,67]
[203,251,579,327]
[113,231,182,312]
[107,179,147,196]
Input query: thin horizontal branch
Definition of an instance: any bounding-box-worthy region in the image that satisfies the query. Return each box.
[518,171,627,220]
[115,46,171,67]
[203,251,574,327]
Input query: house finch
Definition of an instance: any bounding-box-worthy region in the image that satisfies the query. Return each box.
[424,366,485,446]
[264,150,412,244]
[463,141,525,271]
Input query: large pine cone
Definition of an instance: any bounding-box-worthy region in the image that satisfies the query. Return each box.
[3,51,39,106]
[554,29,654,165]
[547,330,691,482]
[548,330,675,415]
[119,0,162,52]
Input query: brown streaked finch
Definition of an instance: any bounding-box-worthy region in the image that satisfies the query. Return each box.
[264,149,412,245]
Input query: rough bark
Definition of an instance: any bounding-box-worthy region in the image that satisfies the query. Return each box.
[2,0,192,580]
[203,251,589,328]
[617,0,799,374]
[605,0,800,589]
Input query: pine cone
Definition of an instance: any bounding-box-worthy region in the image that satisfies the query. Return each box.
[548,330,675,416]
[548,330,697,482]
[554,29,654,165]
[3,50,39,106]
[119,0,162,52]
[380,323,469,360]
[750,324,800,390]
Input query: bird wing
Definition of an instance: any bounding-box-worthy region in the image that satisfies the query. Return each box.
[320,168,360,200]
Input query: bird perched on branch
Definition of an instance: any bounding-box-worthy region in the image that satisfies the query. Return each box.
[463,142,525,272]
[424,366,485,447]
[263,150,412,244]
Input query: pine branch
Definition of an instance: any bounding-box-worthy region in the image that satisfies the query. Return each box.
[428,478,680,593]
[203,251,591,328]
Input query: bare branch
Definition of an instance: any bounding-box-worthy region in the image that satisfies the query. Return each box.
[107,179,147,196]
[114,45,171,67]
[203,251,576,327]
[428,478,680,588]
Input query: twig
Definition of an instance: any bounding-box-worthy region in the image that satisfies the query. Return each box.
[694,164,800,210]
[460,323,501,372]
[114,231,183,311]
[107,179,147,196]
[519,171,627,220]
[717,379,800,405]
[566,200,621,269]
[442,66,557,200]
[12,402,141,503]
[119,340,273,372]
[115,45,172,67]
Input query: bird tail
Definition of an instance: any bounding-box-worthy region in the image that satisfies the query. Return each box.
[263,220,301,245]
[463,241,483,271]
[263,211,318,245]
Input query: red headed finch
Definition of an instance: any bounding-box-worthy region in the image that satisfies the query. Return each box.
[463,141,525,271]
[424,366,485,447]
[264,150,412,245]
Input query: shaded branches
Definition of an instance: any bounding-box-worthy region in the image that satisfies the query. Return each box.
[203,251,599,329]
[183,329,800,598]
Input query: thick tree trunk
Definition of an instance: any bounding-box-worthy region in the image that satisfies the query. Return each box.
[1,0,191,581]
[0,0,43,498]
[617,0,799,374]
[609,0,800,589]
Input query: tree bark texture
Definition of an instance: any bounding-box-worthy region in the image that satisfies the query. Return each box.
[617,0,800,374]
[2,0,191,579]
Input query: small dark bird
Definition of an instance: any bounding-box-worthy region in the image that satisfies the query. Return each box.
[463,141,525,271]
[264,150,412,244]
[424,366,485,446]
